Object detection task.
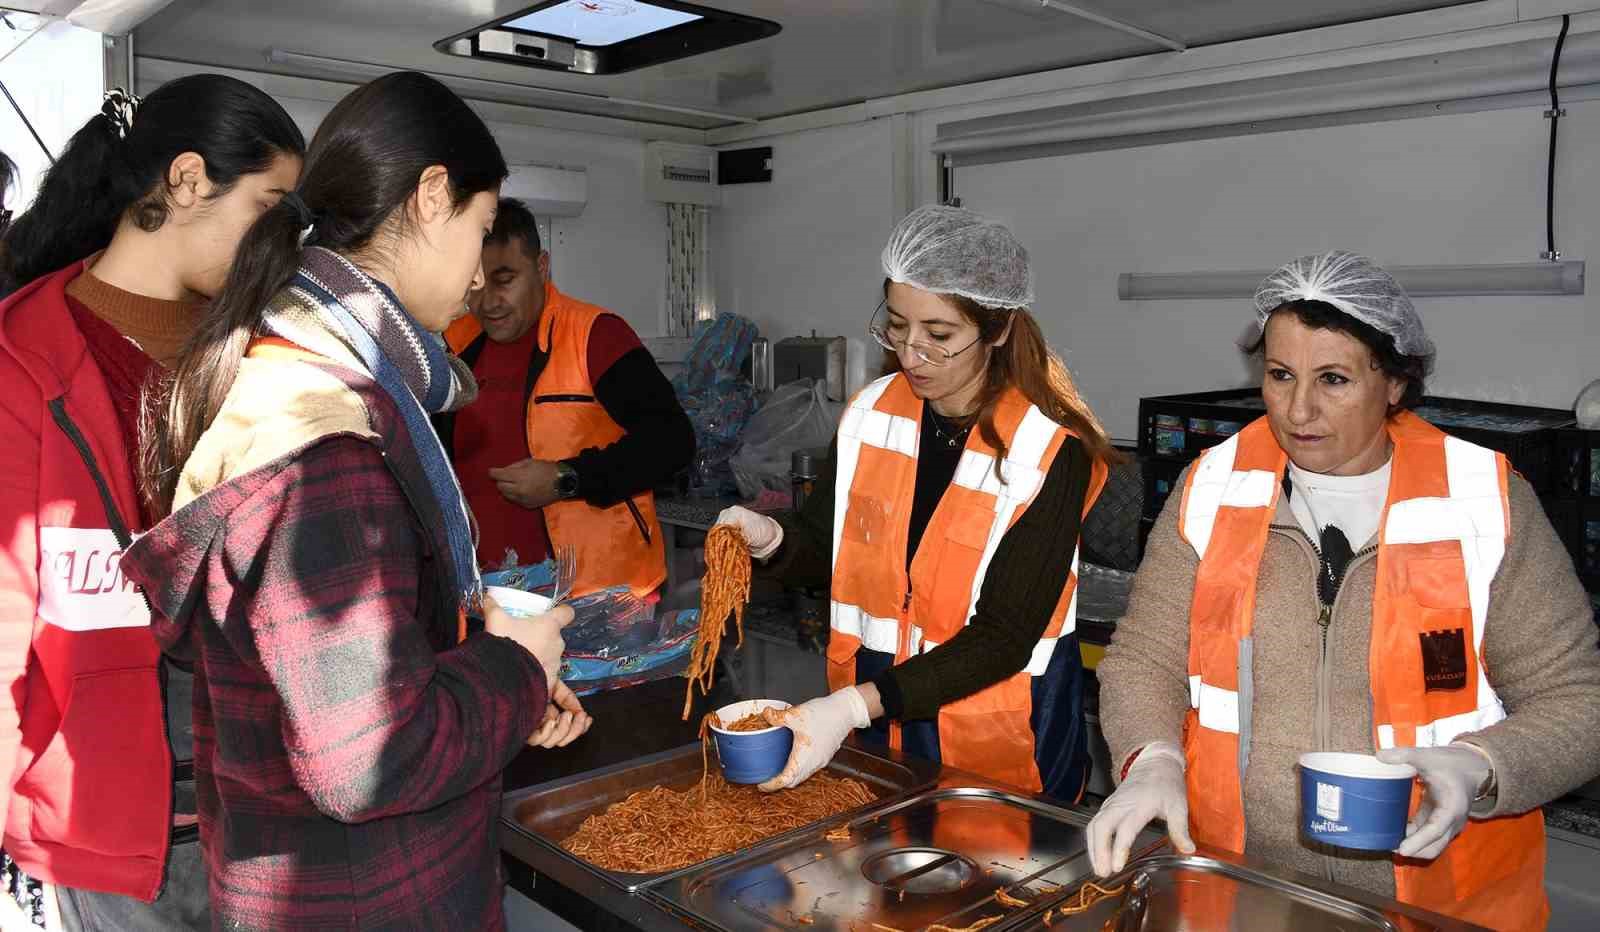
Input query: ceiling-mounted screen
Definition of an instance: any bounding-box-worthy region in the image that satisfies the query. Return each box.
[502,2,701,48]
[436,0,779,75]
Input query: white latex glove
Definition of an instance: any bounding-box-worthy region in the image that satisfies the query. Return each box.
[1376,743,1493,860]
[757,686,871,792]
[1087,741,1195,876]
[715,506,783,560]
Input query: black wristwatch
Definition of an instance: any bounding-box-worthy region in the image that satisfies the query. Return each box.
[554,462,581,500]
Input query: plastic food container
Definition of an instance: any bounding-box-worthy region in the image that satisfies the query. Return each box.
[709,699,793,784]
[485,585,554,618]
[1298,751,1416,851]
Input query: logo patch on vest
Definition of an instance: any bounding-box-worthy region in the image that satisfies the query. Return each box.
[1419,628,1468,692]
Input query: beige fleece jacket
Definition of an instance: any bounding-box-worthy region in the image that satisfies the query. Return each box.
[1099,464,1600,897]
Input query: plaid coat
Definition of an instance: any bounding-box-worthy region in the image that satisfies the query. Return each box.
[124,356,548,930]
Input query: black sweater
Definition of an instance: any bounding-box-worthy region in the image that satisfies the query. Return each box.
[770,406,1092,721]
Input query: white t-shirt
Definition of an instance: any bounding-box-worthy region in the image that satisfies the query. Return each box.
[1286,459,1392,551]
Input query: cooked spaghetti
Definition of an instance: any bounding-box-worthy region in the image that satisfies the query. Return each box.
[559,771,876,873]
[681,524,753,719]
[717,708,786,732]
[1040,881,1126,923]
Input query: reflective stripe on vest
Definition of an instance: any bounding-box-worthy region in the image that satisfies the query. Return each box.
[830,602,905,656]
[1179,427,1507,748]
[826,373,1105,792]
[831,375,1073,660]
[1176,413,1547,930]
[1378,436,1505,746]
[829,374,905,577]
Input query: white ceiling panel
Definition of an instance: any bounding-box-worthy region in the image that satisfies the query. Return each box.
[129,0,1485,128]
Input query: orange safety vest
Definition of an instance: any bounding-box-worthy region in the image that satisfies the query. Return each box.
[826,374,1106,793]
[444,284,665,599]
[1178,412,1547,931]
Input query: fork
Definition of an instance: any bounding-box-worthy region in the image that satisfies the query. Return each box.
[551,544,577,605]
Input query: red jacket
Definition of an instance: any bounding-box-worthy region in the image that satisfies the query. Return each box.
[0,263,173,900]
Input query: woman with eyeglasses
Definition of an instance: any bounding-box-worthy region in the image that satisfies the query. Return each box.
[714,205,1119,801]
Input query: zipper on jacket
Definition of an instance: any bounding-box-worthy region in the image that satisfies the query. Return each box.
[47,398,180,899]
[1273,523,1377,884]
[623,497,651,544]
[532,393,596,404]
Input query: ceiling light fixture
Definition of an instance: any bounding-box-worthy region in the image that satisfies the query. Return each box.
[263,47,757,125]
[1118,261,1586,301]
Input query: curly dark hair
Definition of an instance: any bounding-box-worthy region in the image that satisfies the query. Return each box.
[1242,300,1432,413]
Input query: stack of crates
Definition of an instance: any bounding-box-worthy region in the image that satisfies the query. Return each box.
[1135,388,1577,568]
[1549,427,1600,594]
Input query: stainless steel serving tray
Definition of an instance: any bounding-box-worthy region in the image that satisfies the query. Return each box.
[646,785,1164,931]
[500,741,941,893]
[1005,851,1490,931]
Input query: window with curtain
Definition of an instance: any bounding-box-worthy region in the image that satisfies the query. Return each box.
[665,202,713,336]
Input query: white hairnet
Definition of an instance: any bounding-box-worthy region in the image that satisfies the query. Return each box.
[1251,250,1434,357]
[882,205,1033,309]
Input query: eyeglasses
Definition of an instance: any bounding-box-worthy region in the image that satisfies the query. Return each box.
[867,300,981,368]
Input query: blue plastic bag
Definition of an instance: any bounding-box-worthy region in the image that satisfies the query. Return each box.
[479,562,699,696]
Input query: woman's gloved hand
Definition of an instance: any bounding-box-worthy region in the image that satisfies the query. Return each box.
[1377,743,1494,860]
[1087,741,1195,876]
[757,686,871,792]
[714,506,783,560]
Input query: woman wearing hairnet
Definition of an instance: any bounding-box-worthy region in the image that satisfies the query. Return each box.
[1092,251,1600,930]
[715,205,1120,801]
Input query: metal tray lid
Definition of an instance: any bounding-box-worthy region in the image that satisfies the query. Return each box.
[1006,852,1491,931]
[646,786,1163,931]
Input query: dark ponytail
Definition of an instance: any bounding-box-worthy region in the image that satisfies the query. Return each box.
[144,71,509,516]
[0,75,304,296]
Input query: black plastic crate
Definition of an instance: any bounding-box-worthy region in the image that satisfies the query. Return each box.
[1138,389,1258,461]
[1552,427,1600,499]
[1580,501,1600,593]
[1141,456,1188,521]
[1138,388,1573,490]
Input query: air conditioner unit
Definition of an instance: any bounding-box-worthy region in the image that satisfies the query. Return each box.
[644,142,719,207]
[504,163,587,218]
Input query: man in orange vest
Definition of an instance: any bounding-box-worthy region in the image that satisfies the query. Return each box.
[439,198,693,598]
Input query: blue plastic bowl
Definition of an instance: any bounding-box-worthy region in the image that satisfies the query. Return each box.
[1299,752,1417,851]
[710,699,793,784]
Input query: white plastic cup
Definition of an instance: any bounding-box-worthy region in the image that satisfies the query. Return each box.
[484,585,555,618]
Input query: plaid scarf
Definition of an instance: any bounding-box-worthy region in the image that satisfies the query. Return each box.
[261,247,481,605]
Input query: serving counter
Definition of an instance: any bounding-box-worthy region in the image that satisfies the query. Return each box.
[500,719,1485,932]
